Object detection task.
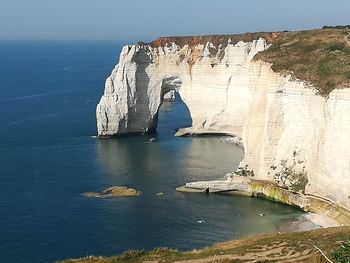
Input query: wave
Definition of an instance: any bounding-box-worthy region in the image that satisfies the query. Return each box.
[0,88,90,103]
[0,91,56,102]
[61,63,109,71]
[0,113,60,128]
[62,65,87,71]
[0,108,87,129]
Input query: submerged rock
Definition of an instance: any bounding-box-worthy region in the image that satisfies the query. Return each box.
[82,192,100,197]
[82,186,141,198]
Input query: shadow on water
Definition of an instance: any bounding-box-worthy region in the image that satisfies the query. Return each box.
[156,91,192,136]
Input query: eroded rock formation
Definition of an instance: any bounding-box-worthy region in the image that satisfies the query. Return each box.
[96,36,350,210]
[163,90,175,101]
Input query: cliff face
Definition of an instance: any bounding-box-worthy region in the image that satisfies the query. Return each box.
[96,38,269,136]
[96,36,350,210]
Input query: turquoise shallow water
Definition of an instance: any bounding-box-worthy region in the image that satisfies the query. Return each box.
[0,41,304,263]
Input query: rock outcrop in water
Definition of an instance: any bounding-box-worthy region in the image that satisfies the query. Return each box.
[96,31,350,211]
[83,186,141,198]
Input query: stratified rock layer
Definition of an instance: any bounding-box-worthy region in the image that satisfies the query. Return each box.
[96,37,350,210]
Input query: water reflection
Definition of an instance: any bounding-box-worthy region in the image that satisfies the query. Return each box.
[95,135,244,189]
[157,92,193,135]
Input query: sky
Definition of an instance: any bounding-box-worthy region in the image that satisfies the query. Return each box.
[0,0,349,41]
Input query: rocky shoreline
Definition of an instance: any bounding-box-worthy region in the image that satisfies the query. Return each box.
[176,176,350,228]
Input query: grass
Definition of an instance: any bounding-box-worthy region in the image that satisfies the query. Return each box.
[59,226,350,263]
[255,28,350,96]
[333,239,350,263]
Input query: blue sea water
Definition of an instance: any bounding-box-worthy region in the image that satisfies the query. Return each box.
[0,41,304,263]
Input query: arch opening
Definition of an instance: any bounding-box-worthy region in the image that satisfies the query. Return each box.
[155,76,192,136]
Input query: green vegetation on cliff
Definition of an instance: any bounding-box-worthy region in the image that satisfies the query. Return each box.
[333,239,350,263]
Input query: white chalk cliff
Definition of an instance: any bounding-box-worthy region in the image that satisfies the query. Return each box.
[96,38,350,210]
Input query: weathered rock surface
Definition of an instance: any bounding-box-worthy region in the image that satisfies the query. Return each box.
[220,136,244,148]
[163,90,175,101]
[96,37,350,210]
[96,38,269,136]
[82,186,141,198]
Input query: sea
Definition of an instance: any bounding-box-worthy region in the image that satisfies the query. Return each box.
[0,41,305,263]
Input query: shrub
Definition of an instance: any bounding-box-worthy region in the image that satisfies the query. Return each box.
[235,165,255,177]
[119,250,145,261]
[322,25,350,29]
[333,239,350,263]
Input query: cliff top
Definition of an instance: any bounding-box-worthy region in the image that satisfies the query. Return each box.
[151,28,350,96]
[256,28,350,96]
[150,32,280,48]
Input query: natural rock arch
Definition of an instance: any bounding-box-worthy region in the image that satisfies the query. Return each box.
[158,76,193,128]
[96,40,268,138]
[161,76,182,95]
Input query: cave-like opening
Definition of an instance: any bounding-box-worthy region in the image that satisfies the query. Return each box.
[156,91,192,137]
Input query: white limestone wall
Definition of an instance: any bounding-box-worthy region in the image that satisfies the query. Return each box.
[96,39,350,209]
[311,90,350,206]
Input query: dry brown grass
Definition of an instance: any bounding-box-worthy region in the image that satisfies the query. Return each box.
[256,28,350,96]
[151,32,279,50]
[59,226,350,263]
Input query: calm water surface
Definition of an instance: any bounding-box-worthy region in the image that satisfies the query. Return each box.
[0,41,304,263]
